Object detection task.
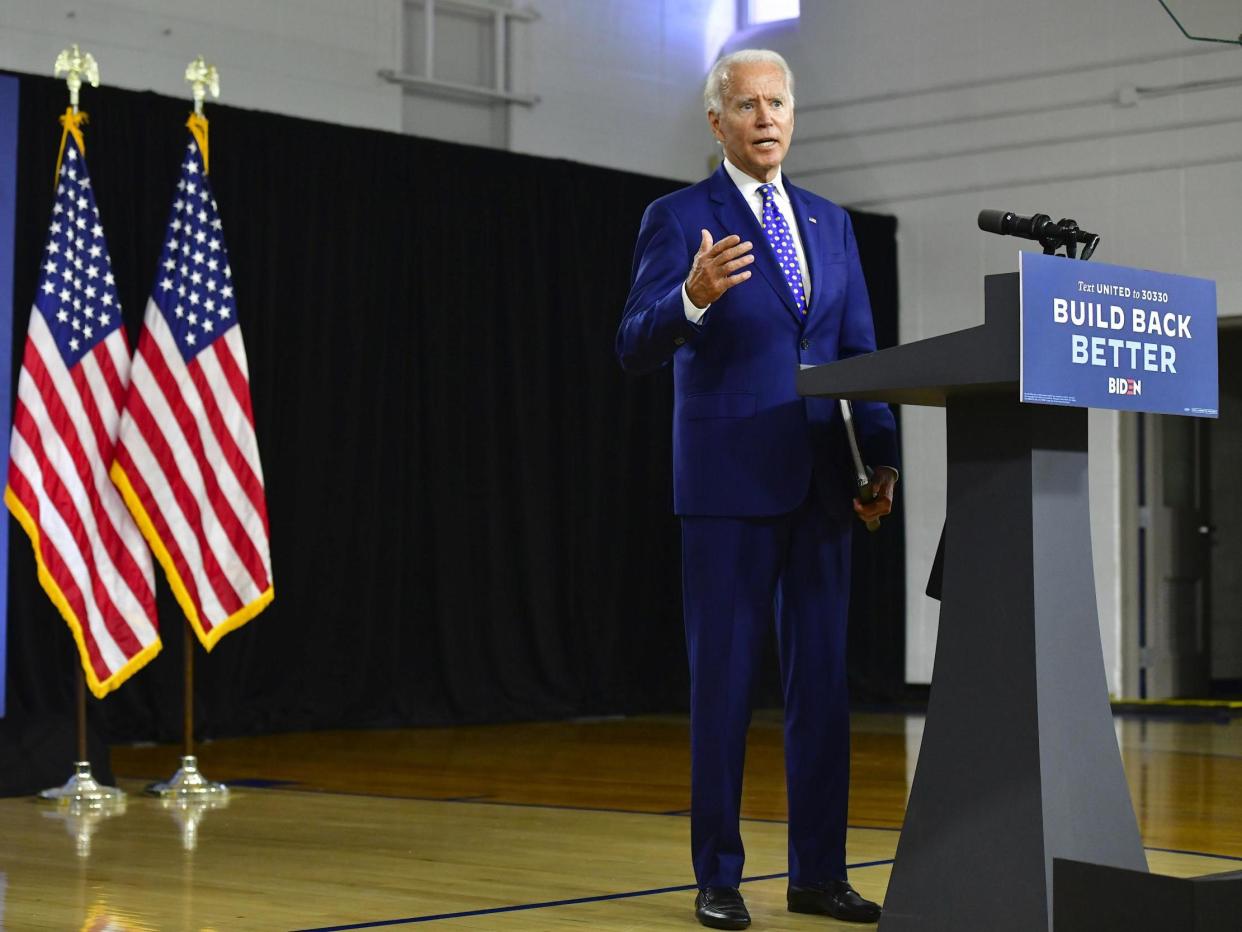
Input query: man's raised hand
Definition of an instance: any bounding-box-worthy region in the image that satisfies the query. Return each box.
[685,230,754,309]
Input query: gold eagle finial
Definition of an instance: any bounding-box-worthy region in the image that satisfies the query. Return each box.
[185,56,220,115]
[54,44,100,112]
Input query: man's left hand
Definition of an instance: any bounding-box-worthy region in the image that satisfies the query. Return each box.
[853,466,897,524]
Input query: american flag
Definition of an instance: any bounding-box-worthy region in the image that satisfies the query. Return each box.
[5,124,161,698]
[111,125,272,650]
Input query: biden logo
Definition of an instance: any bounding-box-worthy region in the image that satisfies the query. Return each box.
[1108,377,1142,396]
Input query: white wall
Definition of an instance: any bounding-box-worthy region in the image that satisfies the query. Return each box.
[399,0,512,148]
[392,0,730,173]
[0,0,733,178]
[754,0,1242,693]
[506,0,730,181]
[0,0,405,131]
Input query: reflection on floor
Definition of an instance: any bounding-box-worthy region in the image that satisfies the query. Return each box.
[1,711,1239,930]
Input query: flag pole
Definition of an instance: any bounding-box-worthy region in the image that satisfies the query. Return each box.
[184,619,194,758]
[146,56,228,802]
[147,618,228,802]
[36,45,124,807]
[147,618,230,814]
[77,669,87,760]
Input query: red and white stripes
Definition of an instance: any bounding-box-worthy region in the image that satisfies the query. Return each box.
[112,300,272,649]
[7,313,160,696]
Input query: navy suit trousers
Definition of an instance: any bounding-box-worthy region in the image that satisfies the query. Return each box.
[680,495,852,889]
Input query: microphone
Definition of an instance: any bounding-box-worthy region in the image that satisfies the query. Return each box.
[978,209,1055,239]
[978,209,1099,259]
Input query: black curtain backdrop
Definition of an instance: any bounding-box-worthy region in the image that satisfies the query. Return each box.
[3,72,904,743]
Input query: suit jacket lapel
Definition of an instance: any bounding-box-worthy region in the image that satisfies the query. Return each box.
[708,165,801,322]
[785,179,823,319]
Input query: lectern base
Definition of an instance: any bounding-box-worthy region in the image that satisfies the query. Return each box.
[879,398,1146,932]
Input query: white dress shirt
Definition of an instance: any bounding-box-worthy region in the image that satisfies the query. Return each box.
[683,158,811,323]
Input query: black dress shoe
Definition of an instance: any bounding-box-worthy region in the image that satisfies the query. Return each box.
[695,886,751,929]
[787,879,882,923]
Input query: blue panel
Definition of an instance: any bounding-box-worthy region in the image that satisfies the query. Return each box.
[1020,251,1218,417]
[0,75,17,719]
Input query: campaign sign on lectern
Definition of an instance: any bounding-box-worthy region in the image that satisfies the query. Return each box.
[1019,251,1217,417]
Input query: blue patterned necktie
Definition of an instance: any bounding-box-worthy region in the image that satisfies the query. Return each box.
[758,183,807,316]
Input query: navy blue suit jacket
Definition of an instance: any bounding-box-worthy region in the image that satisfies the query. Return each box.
[617,164,897,519]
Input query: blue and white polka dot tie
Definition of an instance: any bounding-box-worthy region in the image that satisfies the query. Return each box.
[758,183,807,316]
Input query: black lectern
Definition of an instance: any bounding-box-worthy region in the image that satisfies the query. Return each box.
[797,273,1147,932]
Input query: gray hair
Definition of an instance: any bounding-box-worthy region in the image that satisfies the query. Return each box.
[704,49,795,114]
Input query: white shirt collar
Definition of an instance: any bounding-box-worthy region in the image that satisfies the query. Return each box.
[722,158,787,205]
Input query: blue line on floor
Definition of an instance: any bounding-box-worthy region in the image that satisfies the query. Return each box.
[291,862,895,930]
[225,777,302,789]
[289,871,779,931]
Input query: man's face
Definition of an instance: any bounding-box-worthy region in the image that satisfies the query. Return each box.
[708,61,794,183]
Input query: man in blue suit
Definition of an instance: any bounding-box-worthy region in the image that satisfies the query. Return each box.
[616,49,897,929]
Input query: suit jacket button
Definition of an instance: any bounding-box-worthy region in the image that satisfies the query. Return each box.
[674,336,686,346]
[799,339,810,350]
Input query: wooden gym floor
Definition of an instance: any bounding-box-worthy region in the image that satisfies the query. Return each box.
[2,710,1241,930]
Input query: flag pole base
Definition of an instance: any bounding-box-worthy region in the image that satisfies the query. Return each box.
[37,760,126,804]
[146,754,229,799]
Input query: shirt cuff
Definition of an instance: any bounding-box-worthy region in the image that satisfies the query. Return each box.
[682,282,709,324]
